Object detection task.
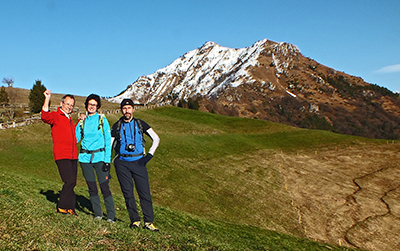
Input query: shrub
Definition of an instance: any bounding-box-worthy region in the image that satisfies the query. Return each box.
[188,98,200,110]
[298,115,333,131]
[0,86,9,105]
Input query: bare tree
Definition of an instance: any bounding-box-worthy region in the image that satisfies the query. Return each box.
[2,77,14,87]
[1,77,16,119]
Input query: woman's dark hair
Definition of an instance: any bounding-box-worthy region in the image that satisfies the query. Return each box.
[85,94,101,109]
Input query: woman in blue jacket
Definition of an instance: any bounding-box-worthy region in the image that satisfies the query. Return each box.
[76,94,116,222]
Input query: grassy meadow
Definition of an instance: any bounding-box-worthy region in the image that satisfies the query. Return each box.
[0,105,376,250]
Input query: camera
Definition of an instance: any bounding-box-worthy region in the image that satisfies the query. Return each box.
[125,144,136,152]
[102,163,110,172]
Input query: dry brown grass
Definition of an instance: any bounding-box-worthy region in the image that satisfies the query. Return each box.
[273,143,400,251]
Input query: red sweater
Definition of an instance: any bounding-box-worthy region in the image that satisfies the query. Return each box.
[41,107,78,161]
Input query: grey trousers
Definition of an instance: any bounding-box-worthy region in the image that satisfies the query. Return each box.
[80,162,115,220]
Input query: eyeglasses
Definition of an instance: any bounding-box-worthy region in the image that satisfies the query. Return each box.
[63,102,74,108]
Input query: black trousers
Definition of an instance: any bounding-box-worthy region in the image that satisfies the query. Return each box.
[114,158,154,223]
[55,159,78,210]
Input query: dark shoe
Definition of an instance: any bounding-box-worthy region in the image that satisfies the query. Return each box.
[143,222,159,231]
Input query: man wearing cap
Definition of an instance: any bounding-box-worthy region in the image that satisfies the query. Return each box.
[111,98,160,231]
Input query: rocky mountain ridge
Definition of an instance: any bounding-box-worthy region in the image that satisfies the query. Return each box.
[108,39,400,139]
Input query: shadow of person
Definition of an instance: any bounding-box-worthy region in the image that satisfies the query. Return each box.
[40,190,93,216]
[75,194,93,214]
[40,190,60,205]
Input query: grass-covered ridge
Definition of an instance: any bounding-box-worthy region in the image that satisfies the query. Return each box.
[0,105,377,250]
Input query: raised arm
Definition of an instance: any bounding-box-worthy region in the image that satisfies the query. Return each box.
[42,90,51,112]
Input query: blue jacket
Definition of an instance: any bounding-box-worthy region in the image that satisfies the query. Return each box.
[76,113,112,163]
[117,119,145,162]
[111,117,150,162]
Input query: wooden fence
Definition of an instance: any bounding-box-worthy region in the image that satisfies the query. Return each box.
[0,103,168,129]
[0,114,42,129]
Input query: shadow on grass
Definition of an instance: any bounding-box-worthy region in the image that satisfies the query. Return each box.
[40,189,125,223]
[39,189,93,215]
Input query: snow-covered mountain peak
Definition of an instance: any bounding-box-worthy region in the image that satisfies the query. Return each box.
[201,41,220,49]
[108,39,301,104]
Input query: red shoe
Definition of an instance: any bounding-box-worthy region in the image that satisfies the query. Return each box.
[67,209,78,217]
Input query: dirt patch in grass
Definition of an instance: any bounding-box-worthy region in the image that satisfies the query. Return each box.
[274,142,400,251]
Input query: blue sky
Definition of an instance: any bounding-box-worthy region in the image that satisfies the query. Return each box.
[1,0,399,98]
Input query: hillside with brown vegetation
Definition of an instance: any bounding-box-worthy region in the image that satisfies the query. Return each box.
[111,39,400,140]
[197,41,400,140]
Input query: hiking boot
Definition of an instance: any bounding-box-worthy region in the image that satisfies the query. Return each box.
[67,209,78,217]
[143,222,159,231]
[56,208,68,214]
[130,221,140,228]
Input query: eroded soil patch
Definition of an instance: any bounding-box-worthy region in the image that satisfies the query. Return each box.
[274,143,400,251]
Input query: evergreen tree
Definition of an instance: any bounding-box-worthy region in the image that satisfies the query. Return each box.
[0,86,9,106]
[29,79,46,113]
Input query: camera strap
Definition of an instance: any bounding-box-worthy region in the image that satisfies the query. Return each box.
[122,120,136,147]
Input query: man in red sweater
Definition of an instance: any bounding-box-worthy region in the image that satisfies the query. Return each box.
[41,90,79,217]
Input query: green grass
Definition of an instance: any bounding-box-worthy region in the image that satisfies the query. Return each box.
[0,170,354,250]
[0,106,378,250]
